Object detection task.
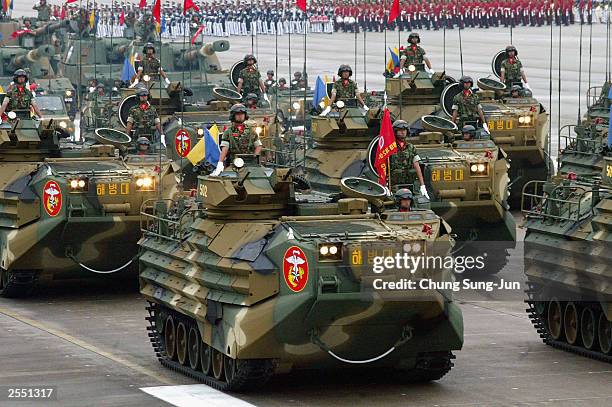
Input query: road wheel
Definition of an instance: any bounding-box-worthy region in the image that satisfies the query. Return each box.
[580,308,597,350]
[598,313,612,354]
[164,316,177,360]
[547,299,563,340]
[187,325,201,371]
[176,322,188,365]
[211,348,224,380]
[563,302,579,345]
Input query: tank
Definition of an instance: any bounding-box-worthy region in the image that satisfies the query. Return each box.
[0,100,180,297]
[0,45,56,78]
[521,156,612,362]
[139,160,463,390]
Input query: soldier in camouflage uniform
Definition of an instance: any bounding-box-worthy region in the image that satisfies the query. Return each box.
[33,0,51,22]
[92,84,111,127]
[329,64,367,108]
[395,188,414,212]
[0,70,42,119]
[500,45,530,90]
[236,54,265,101]
[125,88,163,142]
[451,76,488,131]
[132,43,170,85]
[389,120,429,199]
[212,104,262,175]
[399,33,433,72]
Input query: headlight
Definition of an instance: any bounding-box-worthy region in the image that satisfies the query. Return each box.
[292,102,300,111]
[255,126,263,135]
[68,177,88,192]
[65,90,72,97]
[89,86,95,93]
[7,111,16,120]
[197,128,204,136]
[524,115,531,124]
[135,176,155,191]
[233,157,245,168]
[403,241,424,254]
[318,243,343,261]
[518,116,525,124]
[336,100,345,109]
[59,121,67,129]
[408,64,416,72]
[470,163,489,177]
[143,74,151,82]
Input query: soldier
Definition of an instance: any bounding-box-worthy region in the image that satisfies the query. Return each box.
[500,45,530,90]
[0,70,42,119]
[278,77,288,90]
[291,71,302,90]
[236,54,266,101]
[397,32,433,76]
[245,93,259,109]
[451,76,489,132]
[389,120,429,199]
[212,104,262,175]
[136,137,151,155]
[328,64,367,108]
[264,69,276,92]
[125,88,163,142]
[510,84,523,98]
[395,188,413,212]
[133,43,170,86]
[461,124,476,141]
[33,0,52,22]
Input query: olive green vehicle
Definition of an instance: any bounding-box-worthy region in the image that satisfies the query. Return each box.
[521,156,612,362]
[0,101,186,297]
[34,94,75,138]
[139,160,463,390]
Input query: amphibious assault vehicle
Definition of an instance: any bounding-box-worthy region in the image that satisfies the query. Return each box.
[139,160,463,390]
[521,156,612,362]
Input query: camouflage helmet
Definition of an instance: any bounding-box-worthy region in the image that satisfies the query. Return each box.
[266,69,274,75]
[96,83,105,89]
[278,77,287,84]
[459,75,474,86]
[135,87,149,97]
[392,119,410,130]
[143,42,155,53]
[137,136,151,145]
[505,45,518,55]
[246,92,258,101]
[510,84,522,93]
[244,54,257,63]
[337,64,352,76]
[229,103,248,121]
[13,69,27,83]
[293,71,302,78]
[408,32,421,43]
[395,188,413,202]
[462,124,476,134]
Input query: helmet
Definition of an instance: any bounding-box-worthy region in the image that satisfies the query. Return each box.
[96,83,105,89]
[13,69,27,83]
[246,92,258,100]
[392,119,410,130]
[229,103,248,121]
[137,136,151,145]
[510,84,522,93]
[505,45,518,55]
[408,32,420,43]
[135,87,149,97]
[143,42,155,53]
[462,124,476,133]
[337,64,352,76]
[266,69,274,75]
[278,77,286,84]
[459,75,474,86]
[395,188,413,201]
[244,54,257,63]
[293,71,302,78]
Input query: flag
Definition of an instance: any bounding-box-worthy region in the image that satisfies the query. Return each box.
[296,0,306,12]
[66,0,77,3]
[608,86,612,147]
[119,10,125,25]
[60,6,66,20]
[186,125,220,166]
[191,25,204,45]
[89,10,95,29]
[388,0,400,23]
[387,47,400,72]
[11,29,32,38]
[139,0,147,8]
[121,56,136,82]
[184,0,199,14]
[374,108,398,186]
[313,76,327,107]
[153,0,161,23]
[161,15,166,33]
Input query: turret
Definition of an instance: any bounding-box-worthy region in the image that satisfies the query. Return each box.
[162,40,229,72]
[30,20,70,38]
[310,105,380,149]
[11,44,54,69]
[0,114,66,162]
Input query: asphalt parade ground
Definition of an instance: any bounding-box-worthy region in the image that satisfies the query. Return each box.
[3,11,612,406]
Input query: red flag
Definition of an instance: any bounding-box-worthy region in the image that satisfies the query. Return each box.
[296,0,306,12]
[66,0,77,4]
[374,108,398,186]
[184,0,200,14]
[388,0,400,23]
[139,0,147,8]
[119,10,125,25]
[11,29,32,39]
[60,6,66,20]
[152,0,161,24]
[191,25,205,45]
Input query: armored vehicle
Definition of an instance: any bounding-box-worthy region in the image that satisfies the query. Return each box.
[35,94,75,138]
[139,160,463,390]
[522,156,612,362]
[0,102,182,297]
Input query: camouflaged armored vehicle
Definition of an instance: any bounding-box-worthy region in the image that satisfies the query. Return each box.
[521,156,612,362]
[139,159,463,390]
[0,101,181,297]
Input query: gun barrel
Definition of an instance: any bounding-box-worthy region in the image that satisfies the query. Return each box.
[12,45,54,67]
[31,20,70,37]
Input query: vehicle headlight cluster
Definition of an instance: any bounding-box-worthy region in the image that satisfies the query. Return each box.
[135,176,155,191]
[518,115,532,125]
[64,90,72,97]
[403,241,424,254]
[408,64,416,72]
[319,243,343,261]
[470,163,489,176]
[143,74,151,82]
[255,126,263,135]
[59,121,67,129]
[68,177,88,192]
[197,128,204,136]
[292,102,301,111]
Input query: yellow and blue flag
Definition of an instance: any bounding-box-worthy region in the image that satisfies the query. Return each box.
[387,47,400,72]
[187,125,220,166]
[120,56,136,82]
[313,76,327,108]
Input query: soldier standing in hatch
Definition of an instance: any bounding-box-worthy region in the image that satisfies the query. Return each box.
[33,0,52,22]
[125,88,163,142]
[397,32,434,75]
[388,120,429,199]
[499,45,530,90]
[132,43,171,86]
[0,70,42,119]
[236,54,266,101]
[329,64,367,108]
[451,76,488,132]
[212,104,262,176]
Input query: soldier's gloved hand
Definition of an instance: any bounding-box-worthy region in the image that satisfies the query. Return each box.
[138,66,143,72]
[129,79,139,88]
[420,185,430,200]
[482,122,490,134]
[164,77,171,85]
[263,93,270,104]
[320,106,331,116]
[211,161,224,176]
[429,68,436,75]
[393,69,404,79]
[160,134,166,147]
[523,82,531,90]
[362,104,370,111]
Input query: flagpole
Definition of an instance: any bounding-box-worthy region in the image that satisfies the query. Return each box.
[302,4,306,132]
[77,0,83,142]
[274,0,279,165]
[181,4,187,190]
[93,0,97,83]
[157,0,163,200]
[363,27,366,94]
[109,0,113,121]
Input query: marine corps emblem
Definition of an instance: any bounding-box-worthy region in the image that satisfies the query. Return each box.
[43,180,62,217]
[283,246,309,292]
[175,129,191,158]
